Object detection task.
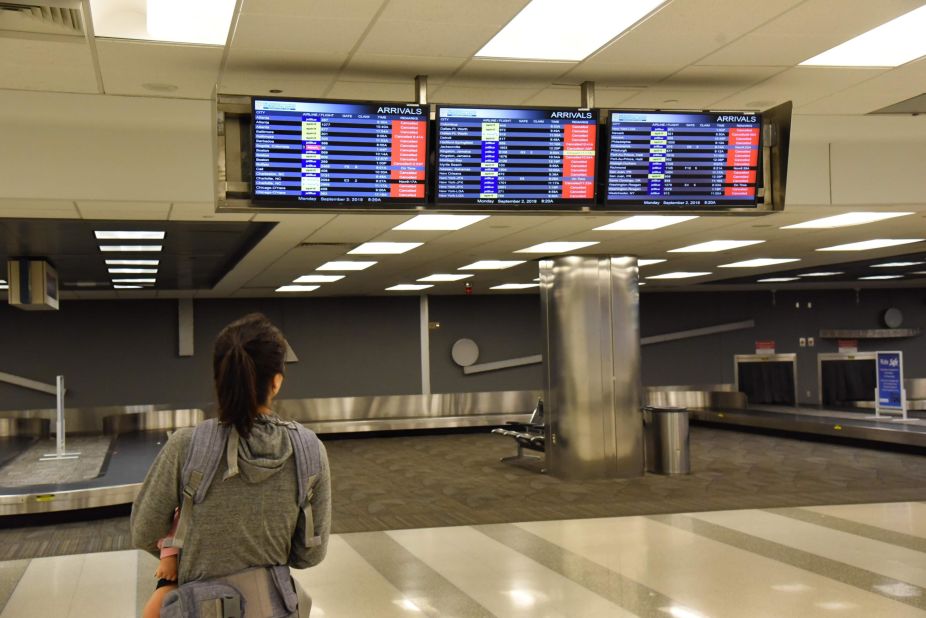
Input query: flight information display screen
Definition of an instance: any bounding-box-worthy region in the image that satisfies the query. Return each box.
[252,99,427,205]
[606,111,762,208]
[436,106,597,207]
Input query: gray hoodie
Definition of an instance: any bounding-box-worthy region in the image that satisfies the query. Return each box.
[130,416,331,584]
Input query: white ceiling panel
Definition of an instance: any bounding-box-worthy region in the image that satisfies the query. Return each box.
[522,87,587,107]
[218,76,333,98]
[566,0,805,82]
[231,14,370,54]
[240,0,385,20]
[377,0,529,25]
[430,85,540,105]
[699,0,924,67]
[455,59,576,82]
[0,37,98,93]
[621,89,748,109]
[661,65,787,89]
[169,202,254,222]
[798,57,926,115]
[343,54,465,82]
[97,40,222,99]
[325,80,424,101]
[711,66,886,109]
[0,199,79,219]
[76,201,171,220]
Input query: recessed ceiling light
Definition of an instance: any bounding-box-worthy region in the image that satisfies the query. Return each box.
[293,275,345,283]
[491,283,540,290]
[758,277,799,283]
[782,212,912,229]
[112,278,156,284]
[800,5,926,67]
[859,275,904,280]
[147,0,237,45]
[646,272,712,279]
[100,245,163,252]
[817,239,923,251]
[871,261,924,268]
[106,259,159,266]
[459,260,526,270]
[417,274,474,282]
[669,240,764,253]
[113,285,143,289]
[476,0,668,61]
[108,268,158,274]
[95,231,165,240]
[719,258,800,268]
[393,214,489,231]
[638,259,666,267]
[386,284,433,291]
[316,261,376,271]
[276,285,320,293]
[349,242,422,255]
[515,241,599,254]
[594,215,698,231]
[798,271,844,277]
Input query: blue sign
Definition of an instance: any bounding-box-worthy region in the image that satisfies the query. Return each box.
[877,351,903,410]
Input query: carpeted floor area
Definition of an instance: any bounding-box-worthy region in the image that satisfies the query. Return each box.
[3,425,926,561]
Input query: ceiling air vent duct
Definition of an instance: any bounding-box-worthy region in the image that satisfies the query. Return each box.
[0,0,85,39]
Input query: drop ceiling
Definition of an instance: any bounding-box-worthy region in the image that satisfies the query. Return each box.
[2,0,926,299]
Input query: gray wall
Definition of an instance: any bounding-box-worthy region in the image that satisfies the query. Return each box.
[0,288,923,412]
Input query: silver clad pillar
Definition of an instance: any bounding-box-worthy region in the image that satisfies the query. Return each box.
[540,256,642,479]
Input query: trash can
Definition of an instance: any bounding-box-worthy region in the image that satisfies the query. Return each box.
[642,406,690,474]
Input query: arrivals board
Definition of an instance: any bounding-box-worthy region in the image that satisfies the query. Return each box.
[606,111,762,208]
[435,106,597,207]
[252,99,428,205]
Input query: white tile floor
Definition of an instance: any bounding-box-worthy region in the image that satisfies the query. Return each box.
[4,502,926,617]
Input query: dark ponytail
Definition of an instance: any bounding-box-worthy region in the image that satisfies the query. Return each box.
[213,313,286,438]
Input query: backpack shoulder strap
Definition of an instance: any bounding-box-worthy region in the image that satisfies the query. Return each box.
[166,419,230,550]
[284,421,322,548]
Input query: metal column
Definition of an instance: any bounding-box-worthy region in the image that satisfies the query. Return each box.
[540,256,642,479]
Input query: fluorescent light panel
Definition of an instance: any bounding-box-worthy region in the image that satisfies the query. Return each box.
[113,285,143,289]
[800,5,926,67]
[386,284,433,291]
[106,259,159,266]
[595,215,698,231]
[798,271,844,277]
[276,285,320,293]
[459,260,525,270]
[316,261,376,271]
[871,261,924,268]
[782,212,912,229]
[817,239,923,251]
[393,214,488,231]
[719,258,800,268]
[647,272,711,280]
[759,277,799,282]
[859,275,904,280]
[112,278,156,283]
[108,268,158,274]
[417,274,473,282]
[515,241,598,254]
[349,242,422,255]
[476,0,667,61]
[293,275,345,283]
[669,240,764,253]
[491,283,540,290]
[638,259,666,267]
[95,231,165,240]
[100,245,162,252]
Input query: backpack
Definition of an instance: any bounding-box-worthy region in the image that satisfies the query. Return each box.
[160,417,322,618]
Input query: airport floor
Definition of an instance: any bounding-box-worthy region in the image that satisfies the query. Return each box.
[3,502,926,616]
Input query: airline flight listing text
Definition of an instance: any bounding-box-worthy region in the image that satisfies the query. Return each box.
[437,107,597,205]
[253,100,427,203]
[607,112,761,207]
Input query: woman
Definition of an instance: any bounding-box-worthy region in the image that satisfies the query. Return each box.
[132,313,331,617]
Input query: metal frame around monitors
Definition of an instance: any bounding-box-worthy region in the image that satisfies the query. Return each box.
[249,95,431,210]
[733,353,799,407]
[601,109,769,213]
[431,103,599,211]
[816,351,877,407]
[215,91,791,215]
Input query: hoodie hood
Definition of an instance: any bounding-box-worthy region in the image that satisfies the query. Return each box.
[232,416,293,484]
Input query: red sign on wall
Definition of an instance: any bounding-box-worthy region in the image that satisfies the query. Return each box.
[755,340,776,355]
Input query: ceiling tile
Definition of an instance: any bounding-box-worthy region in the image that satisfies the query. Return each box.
[326,80,424,101]
[0,37,98,93]
[231,15,370,54]
[241,0,385,20]
[0,199,79,219]
[77,201,171,220]
[711,66,885,109]
[97,40,222,99]
[343,54,465,82]
[798,57,926,115]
